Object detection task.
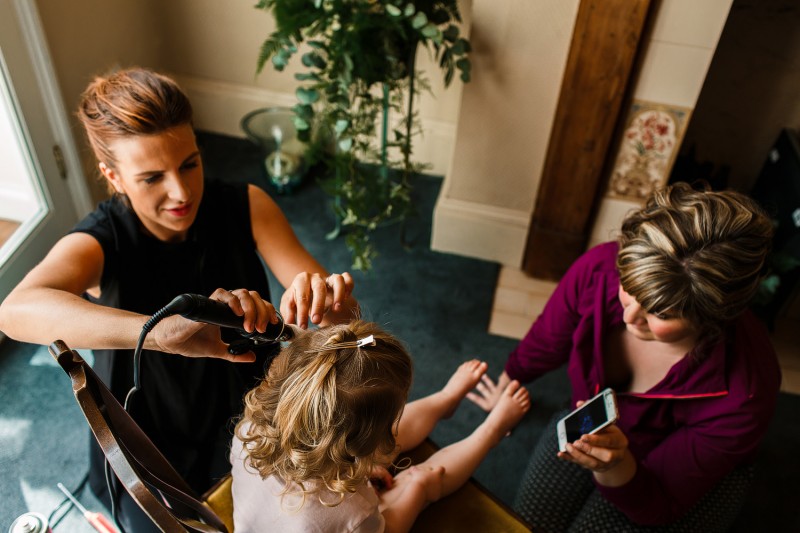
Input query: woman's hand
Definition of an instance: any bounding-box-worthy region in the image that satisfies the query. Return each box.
[557,406,637,487]
[280,271,354,329]
[149,288,276,362]
[466,371,511,412]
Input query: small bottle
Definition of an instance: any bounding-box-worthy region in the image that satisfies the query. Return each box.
[8,512,52,533]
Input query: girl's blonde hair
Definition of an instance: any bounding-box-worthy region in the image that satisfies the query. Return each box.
[235,320,412,506]
[617,182,773,341]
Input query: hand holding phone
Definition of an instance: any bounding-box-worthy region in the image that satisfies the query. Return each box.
[557,388,618,453]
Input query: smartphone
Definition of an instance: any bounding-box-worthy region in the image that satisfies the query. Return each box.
[557,388,618,453]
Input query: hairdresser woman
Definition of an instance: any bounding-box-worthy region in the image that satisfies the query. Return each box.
[468,183,781,532]
[0,67,357,530]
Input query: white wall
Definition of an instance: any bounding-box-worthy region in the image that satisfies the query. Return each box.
[33,0,737,269]
[431,0,582,266]
[35,0,471,202]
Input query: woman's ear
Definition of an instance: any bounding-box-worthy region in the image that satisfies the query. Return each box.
[99,162,124,194]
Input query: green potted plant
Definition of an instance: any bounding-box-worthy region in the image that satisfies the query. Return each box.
[255,0,471,270]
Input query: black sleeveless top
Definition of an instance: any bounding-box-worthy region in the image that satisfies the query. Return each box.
[71,180,276,494]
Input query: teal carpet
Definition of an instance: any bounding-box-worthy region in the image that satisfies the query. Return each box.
[0,131,797,531]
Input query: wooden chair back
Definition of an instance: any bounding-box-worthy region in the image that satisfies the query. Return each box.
[48,340,228,533]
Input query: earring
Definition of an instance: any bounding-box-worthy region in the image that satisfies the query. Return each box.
[100,163,124,194]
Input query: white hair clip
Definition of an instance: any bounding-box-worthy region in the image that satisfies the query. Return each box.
[306,334,376,353]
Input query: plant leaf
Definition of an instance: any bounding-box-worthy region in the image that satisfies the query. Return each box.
[292,103,314,120]
[444,65,454,86]
[338,137,353,152]
[294,72,320,81]
[404,3,416,17]
[334,119,349,134]
[272,55,288,71]
[412,12,428,29]
[296,87,320,104]
[302,52,327,69]
[421,24,440,40]
[443,24,459,42]
[386,4,401,17]
[293,116,310,130]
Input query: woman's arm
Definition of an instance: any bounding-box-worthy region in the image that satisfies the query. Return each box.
[0,232,145,349]
[561,407,770,525]
[248,184,358,328]
[0,233,260,361]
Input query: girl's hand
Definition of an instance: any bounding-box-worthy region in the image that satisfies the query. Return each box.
[369,465,394,492]
[280,271,354,329]
[398,464,445,505]
[466,371,511,412]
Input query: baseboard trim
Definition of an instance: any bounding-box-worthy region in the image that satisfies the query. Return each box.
[169,73,296,139]
[171,74,456,176]
[431,194,529,267]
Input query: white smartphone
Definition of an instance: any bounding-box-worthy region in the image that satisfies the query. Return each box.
[557,388,619,453]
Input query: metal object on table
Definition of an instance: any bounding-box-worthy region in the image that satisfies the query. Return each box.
[241,107,308,194]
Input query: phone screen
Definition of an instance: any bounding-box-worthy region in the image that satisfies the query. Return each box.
[562,395,611,443]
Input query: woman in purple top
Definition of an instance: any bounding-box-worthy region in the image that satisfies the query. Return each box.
[468,183,781,531]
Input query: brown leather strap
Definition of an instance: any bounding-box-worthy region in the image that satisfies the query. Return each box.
[49,341,228,533]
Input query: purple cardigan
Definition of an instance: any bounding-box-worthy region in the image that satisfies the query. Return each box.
[505,242,781,525]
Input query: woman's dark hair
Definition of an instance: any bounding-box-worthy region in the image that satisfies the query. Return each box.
[77,67,193,169]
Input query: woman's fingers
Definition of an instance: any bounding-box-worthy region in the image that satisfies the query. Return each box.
[581,430,627,451]
[326,272,353,312]
[282,273,312,328]
[559,426,629,472]
[211,288,275,333]
[309,274,328,324]
[280,271,354,328]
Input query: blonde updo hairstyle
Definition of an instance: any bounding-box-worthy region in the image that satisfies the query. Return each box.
[617,182,773,343]
[235,320,413,507]
[76,67,193,193]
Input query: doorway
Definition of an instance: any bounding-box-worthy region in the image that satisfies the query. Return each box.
[0,0,90,303]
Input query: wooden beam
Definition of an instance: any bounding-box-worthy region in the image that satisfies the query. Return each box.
[523,0,652,279]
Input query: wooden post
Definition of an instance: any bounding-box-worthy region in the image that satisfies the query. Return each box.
[523,0,653,279]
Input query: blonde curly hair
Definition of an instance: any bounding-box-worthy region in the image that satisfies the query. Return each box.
[235,320,412,508]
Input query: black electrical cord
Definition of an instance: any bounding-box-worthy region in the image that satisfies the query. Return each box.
[112,296,190,533]
[124,299,185,410]
[47,472,88,529]
[104,293,288,532]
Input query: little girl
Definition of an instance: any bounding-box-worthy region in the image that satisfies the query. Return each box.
[230,320,530,532]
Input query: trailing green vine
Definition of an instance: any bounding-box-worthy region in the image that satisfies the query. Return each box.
[255,0,471,270]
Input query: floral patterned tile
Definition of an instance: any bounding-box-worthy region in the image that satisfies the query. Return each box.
[607,100,691,201]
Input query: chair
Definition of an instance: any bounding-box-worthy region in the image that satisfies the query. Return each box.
[51,340,533,532]
[49,340,228,532]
